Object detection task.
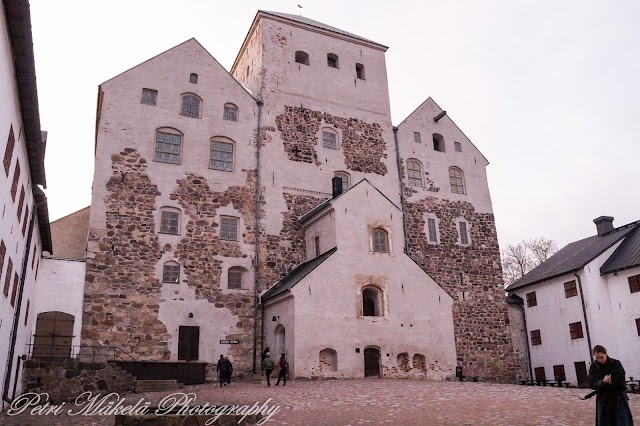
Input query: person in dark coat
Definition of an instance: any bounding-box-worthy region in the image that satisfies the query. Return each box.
[263,352,275,386]
[261,347,270,376]
[276,354,289,386]
[587,345,633,425]
[224,356,233,386]
[216,355,229,387]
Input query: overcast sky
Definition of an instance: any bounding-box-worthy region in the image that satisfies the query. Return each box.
[29,0,639,250]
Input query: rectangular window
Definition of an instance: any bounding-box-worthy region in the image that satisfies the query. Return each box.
[534,367,546,382]
[530,329,541,345]
[31,243,37,269]
[160,211,180,234]
[459,222,469,245]
[17,187,25,220]
[223,105,238,121]
[4,125,15,175]
[569,322,584,340]
[629,274,640,293]
[454,141,462,152]
[636,318,640,336]
[162,264,180,283]
[564,280,578,298]
[553,365,566,381]
[22,206,29,235]
[220,217,238,241]
[10,160,20,200]
[154,132,182,164]
[10,272,18,307]
[228,270,242,289]
[427,218,437,242]
[414,132,422,143]
[141,88,158,105]
[3,258,13,297]
[526,291,537,307]
[210,141,234,172]
[0,241,5,283]
[322,131,337,149]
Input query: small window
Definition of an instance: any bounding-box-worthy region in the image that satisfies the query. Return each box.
[10,160,20,201]
[160,209,180,235]
[459,222,469,245]
[223,104,238,121]
[141,88,158,105]
[454,142,462,152]
[553,365,566,381]
[228,267,243,290]
[407,159,423,187]
[10,272,18,306]
[530,329,541,346]
[162,261,180,283]
[0,241,6,283]
[295,51,309,65]
[433,133,445,152]
[220,217,239,241]
[314,236,320,257]
[355,63,365,80]
[17,187,25,220]
[449,167,465,194]
[636,318,640,336]
[180,94,201,118]
[334,172,349,193]
[154,129,183,165]
[534,366,546,382]
[210,139,234,172]
[629,274,640,293]
[427,218,437,242]
[526,291,537,307]
[3,258,13,297]
[564,280,578,298]
[189,73,198,84]
[322,130,338,149]
[372,228,389,253]
[362,287,382,317]
[569,322,583,340]
[327,53,339,68]
[414,132,422,143]
[4,125,15,175]
[22,206,29,235]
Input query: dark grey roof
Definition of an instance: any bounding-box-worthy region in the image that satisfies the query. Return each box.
[260,11,385,48]
[261,248,337,302]
[506,294,523,305]
[506,221,640,291]
[600,225,640,275]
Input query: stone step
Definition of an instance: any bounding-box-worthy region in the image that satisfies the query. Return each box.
[134,379,180,393]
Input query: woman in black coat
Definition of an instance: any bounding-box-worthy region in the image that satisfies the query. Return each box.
[587,345,633,426]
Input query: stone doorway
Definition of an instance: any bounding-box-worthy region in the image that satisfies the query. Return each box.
[274,324,285,356]
[178,326,199,361]
[364,347,380,377]
[32,312,74,359]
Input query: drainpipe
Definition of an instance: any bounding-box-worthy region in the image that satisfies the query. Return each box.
[392,127,409,254]
[574,273,593,363]
[2,192,46,404]
[252,99,264,374]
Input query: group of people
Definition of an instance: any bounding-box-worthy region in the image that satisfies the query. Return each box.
[216,355,233,387]
[262,346,289,387]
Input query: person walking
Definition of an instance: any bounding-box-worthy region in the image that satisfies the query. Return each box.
[216,355,229,387]
[587,345,633,425]
[224,356,233,386]
[263,352,275,387]
[276,354,289,386]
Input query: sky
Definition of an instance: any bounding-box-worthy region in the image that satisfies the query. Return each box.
[28,0,640,250]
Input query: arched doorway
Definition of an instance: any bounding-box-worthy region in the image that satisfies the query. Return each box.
[364,347,380,378]
[274,324,285,356]
[32,312,75,359]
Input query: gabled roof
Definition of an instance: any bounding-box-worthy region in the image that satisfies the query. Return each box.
[506,221,640,291]
[261,248,337,302]
[600,225,640,275]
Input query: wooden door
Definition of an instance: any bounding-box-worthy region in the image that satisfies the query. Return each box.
[178,326,199,361]
[575,361,588,388]
[364,347,380,377]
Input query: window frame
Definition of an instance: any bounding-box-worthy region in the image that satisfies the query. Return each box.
[433,133,445,152]
[314,236,320,258]
[454,141,462,152]
[553,364,566,381]
[629,274,640,293]
[355,63,365,80]
[449,167,466,194]
[334,171,350,194]
[141,88,158,106]
[526,291,537,307]
[223,103,239,122]
[189,73,198,84]
[459,221,469,245]
[564,280,578,298]
[162,261,180,284]
[4,125,15,176]
[220,216,239,242]
[362,286,383,317]
[180,94,201,119]
[209,138,235,172]
[295,51,310,65]
[530,329,541,346]
[406,159,423,187]
[227,267,243,290]
[569,322,584,340]
[327,53,339,68]
[372,228,389,253]
[159,208,180,235]
[414,132,422,143]
[322,129,338,150]
[427,218,438,243]
[154,128,183,165]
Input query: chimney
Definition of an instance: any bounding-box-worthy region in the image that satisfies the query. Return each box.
[332,176,343,199]
[593,216,614,236]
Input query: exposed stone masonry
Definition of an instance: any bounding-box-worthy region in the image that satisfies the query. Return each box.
[276,106,388,175]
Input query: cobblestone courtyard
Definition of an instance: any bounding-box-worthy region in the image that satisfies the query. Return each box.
[1,379,639,425]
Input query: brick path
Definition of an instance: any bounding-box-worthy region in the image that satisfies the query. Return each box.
[1,379,639,425]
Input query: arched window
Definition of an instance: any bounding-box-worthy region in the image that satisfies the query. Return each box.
[295,51,309,65]
[322,128,338,149]
[159,207,181,235]
[362,287,382,317]
[334,171,349,193]
[154,127,183,165]
[406,159,423,187]
[372,228,389,253]
[162,261,180,283]
[189,73,198,84]
[433,133,445,152]
[180,94,201,118]
[319,348,338,372]
[356,63,365,79]
[210,137,234,172]
[223,103,238,121]
[397,352,411,371]
[327,53,339,68]
[228,266,246,289]
[412,354,427,371]
[275,325,286,356]
[449,167,465,194]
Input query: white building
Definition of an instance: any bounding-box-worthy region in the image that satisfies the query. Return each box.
[0,0,52,409]
[506,216,640,386]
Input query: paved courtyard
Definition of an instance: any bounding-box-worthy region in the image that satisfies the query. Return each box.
[1,379,639,425]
